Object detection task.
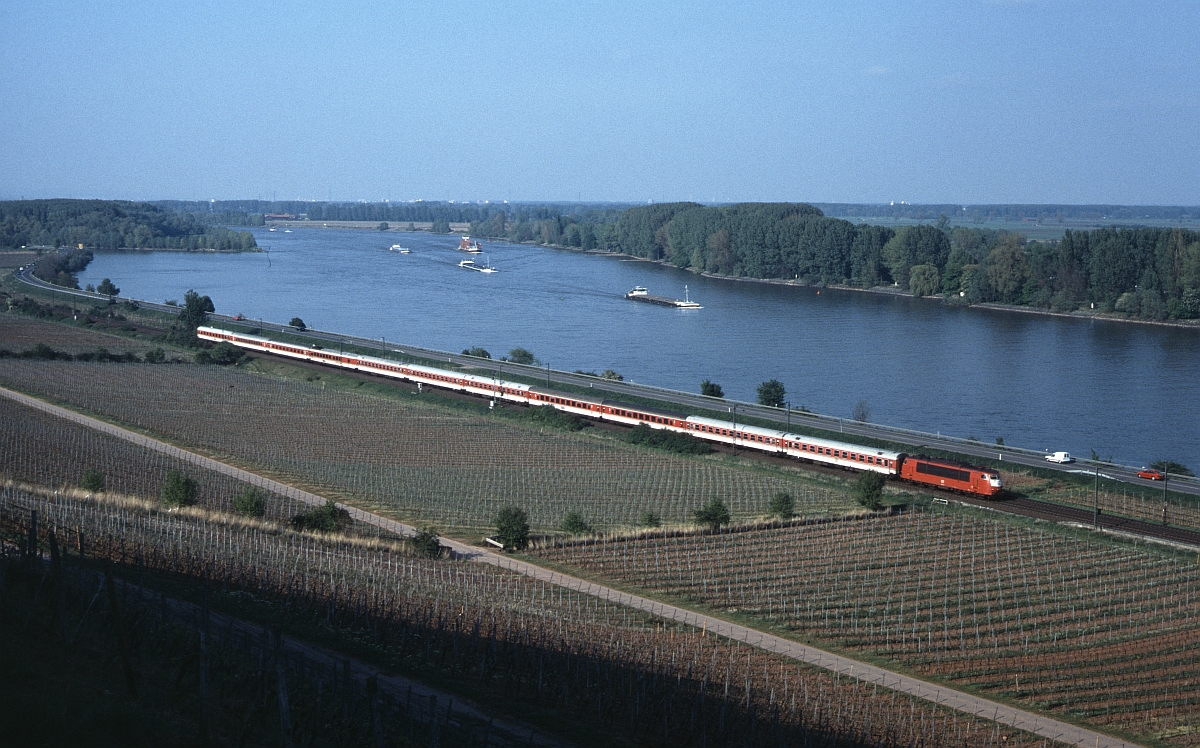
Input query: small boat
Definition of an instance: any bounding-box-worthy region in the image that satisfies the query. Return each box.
[458,236,483,253]
[627,286,648,296]
[390,244,410,253]
[284,229,292,233]
[269,227,277,232]
[459,257,497,274]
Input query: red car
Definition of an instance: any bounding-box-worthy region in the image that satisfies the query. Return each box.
[1137,468,1165,481]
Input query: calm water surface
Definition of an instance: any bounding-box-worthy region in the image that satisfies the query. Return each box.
[78,228,1200,467]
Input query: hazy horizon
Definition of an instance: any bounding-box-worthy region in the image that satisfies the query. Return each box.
[3,1,1197,205]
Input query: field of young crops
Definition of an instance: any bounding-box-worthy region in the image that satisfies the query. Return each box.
[0,314,161,355]
[540,510,1200,744]
[0,360,856,532]
[1,484,1059,748]
[0,395,402,540]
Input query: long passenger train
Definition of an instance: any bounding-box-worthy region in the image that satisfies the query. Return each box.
[198,326,1004,497]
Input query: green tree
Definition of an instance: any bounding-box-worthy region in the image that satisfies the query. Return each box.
[756,379,786,408]
[560,511,592,535]
[700,380,724,398]
[292,500,351,533]
[178,290,215,329]
[431,220,451,233]
[161,469,198,507]
[694,498,730,529]
[505,347,536,365]
[96,278,120,296]
[409,527,442,558]
[1150,460,1194,477]
[80,468,105,493]
[908,264,940,297]
[768,491,794,519]
[852,399,871,422]
[143,347,166,364]
[495,506,530,550]
[461,347,491,358]
[377,222,389,231]
[599,369,623,381]
[289,317,306,330]
[985,235,1029,303]
[882,225,951,289]
[638,511,662,528]
[233,487,266,518]
[852,472,886,511]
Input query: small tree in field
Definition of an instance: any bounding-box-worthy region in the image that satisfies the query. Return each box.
[96,278,120,296]
[410,528,442,558]
[233,487,266,518]
[292,500,351,533]
[768,491,794,519]
[495,506,529,550]
[638,511,662,528]
[289,317,306,330]
[80,469,105,493]
[694,498,730,530]
[560,511,592,535]
[853,473,886,511]
[161,469,198,507]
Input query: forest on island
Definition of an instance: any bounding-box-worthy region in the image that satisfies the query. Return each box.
[465,202,1200,321]
[0,200,257,252]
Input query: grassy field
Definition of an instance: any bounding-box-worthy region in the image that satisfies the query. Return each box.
[539,506,1200,745]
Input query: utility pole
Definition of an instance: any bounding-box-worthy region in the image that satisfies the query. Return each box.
[1093,465,1100,530]
[785,401,790,432]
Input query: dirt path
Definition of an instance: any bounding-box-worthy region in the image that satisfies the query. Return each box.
[0,384,1142,748]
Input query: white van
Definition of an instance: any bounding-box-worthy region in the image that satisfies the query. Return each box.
[1045,451,1074,463]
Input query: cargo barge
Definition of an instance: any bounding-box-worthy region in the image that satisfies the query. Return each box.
[624,286,701,308]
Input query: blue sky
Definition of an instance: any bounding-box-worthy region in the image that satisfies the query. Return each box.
[2,1,1197,204]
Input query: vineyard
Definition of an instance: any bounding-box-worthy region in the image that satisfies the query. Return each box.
[0,483,1061,747]
[0,395,390,538]
[539,510,1200,744]
[0,360,857,532]
[0,313,162,355]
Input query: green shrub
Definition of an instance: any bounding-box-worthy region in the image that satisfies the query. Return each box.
[291,501,351,533]
[638,511,662,528]
[626,424,711,454]
[409,528,442,558]
[80,469,105,493]
[161,469,198,507]
[694,498,730,530]
[852,473,886,511]
[768,491,794,519]
[560,511,592,535]
[494,506,529,550]
[233,487,266,518]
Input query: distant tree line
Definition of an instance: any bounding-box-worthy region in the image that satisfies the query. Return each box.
[0,200,257,251]
[137,198,1200,322]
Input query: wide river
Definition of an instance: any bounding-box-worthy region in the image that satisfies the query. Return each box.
[79,228,1199,468]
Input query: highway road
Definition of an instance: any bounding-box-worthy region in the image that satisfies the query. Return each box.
[13,264,1199,499]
